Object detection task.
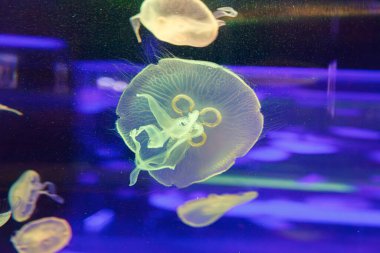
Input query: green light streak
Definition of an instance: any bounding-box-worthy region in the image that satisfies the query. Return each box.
[200,175,356,193]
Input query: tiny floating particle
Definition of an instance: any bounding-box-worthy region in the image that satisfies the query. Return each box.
[177,191,258,227]
[8,170,64,222]
[11,217,72,253]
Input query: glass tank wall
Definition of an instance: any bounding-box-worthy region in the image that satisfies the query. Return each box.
[0,1,379,253]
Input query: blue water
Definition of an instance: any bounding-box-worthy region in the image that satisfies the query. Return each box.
[0,60,379,253]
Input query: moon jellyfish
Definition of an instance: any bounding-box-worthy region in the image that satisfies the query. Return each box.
[130,0,238,47]
[8,170,64,222]
[177,191,258,227]
[0,199,11,227]
[0,103,23,116]
[116,58,264,188]
[11,217,72,253]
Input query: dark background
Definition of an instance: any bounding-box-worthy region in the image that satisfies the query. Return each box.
[0,0,379,68]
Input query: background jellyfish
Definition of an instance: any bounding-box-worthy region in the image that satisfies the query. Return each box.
[11,217,72,253]
[130,0,238,47]
[0,103,23,116]
[116,58,264,188]
[0,199,11,228]
[177,191,258,227]
[8,170,64,222]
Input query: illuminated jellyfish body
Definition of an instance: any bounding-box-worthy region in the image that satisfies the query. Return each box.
[0,103,23,116]
[0,199,11,227]
[177,191,258,227]
[130,0,238,47]
[116,58,264,188]
[8,170,64,222]
[11,217,72,253]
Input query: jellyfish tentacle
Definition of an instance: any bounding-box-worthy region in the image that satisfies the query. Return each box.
[171,94,195,115]
[213,7,238,19]
[129,131,190,186]
[136,124,169,149]
[40,182,64,204]
[169,110,200,139]
[216,20,226,27]
[129,168,141,186]
[130,14,142,43]
[137,93,175,130]
[199,107,222,128]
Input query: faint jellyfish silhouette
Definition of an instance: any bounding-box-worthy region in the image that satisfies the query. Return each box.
[8,170,64,222]
[0,103,23,116]
[116,58,264,188]
[177,191,258,227]
[130,0,238,47]
[11,217,72,253]
[0,199,11,227]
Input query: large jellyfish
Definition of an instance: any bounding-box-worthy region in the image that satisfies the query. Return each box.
[177,191,258,227]
[8,170,64,222]
[11,217,72,253]
[0,103,23,116]
[116,58,264,188]
[130,0,238,47]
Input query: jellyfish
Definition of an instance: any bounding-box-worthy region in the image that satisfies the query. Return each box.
[0,199,11,227]
[0,103,23,116]
[11,217,72,253]
[116,58,264,188]
[8,170,64,222]
[177,191,258,227]
[130,0,238,47]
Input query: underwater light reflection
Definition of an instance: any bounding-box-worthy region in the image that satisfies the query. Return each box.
[201,175,356,193]
[330,126,380,140]
[84,209,115,233]
[96,77,128,92]
[237,147,291,163]
[270,139,338,155]
[0,34,66,49]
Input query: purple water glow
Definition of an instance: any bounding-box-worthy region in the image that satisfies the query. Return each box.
[330,126,380,140]
[0,34,66,49]
[239,147,291,163]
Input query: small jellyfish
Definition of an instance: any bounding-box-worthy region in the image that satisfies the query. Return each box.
[0,199,11,227]
[116,58,264,188]
[177,191,258,227]
[11,217,72,253]
[0,103,23,116]
[8,170,64,222]
[130,0,238,47]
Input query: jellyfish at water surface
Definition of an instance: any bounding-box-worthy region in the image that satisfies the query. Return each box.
[116,58,264,188]
[8,170,64,222]
[177,191,258,227]
[11,217,72,253]
[130,0,238,47]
